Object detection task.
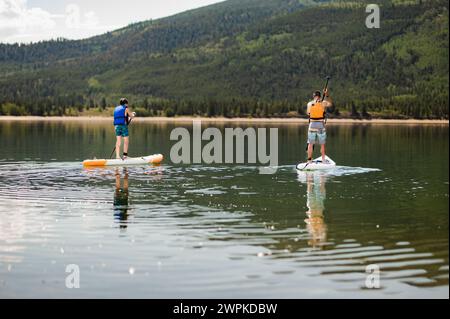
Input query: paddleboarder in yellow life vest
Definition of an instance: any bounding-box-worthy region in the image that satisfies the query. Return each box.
[307,89,333,163]
[114,98,136,160]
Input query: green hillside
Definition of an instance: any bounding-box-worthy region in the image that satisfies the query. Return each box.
[0,0,448,119]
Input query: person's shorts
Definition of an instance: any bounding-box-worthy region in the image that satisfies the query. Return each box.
[115,125,129,137]
[308,129,327,145]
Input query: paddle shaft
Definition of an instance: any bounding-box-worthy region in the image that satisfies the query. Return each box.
[321,76,331,102]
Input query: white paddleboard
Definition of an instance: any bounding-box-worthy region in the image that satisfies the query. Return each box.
[296,156,336,171]
[83,154,163,167]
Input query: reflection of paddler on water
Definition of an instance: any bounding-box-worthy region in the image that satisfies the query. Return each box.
[114,168,130,229]
[299,172,328,248]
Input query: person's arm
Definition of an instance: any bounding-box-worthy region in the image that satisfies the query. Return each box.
[125,108,136,118]
[306,102,312,115]
[322,89,333,108]
[323,98,333,108]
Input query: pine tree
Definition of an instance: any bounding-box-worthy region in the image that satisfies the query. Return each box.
[101,97,107,110]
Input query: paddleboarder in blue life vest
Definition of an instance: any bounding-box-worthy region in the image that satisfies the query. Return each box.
[114,98,136,160]
[307,89,333,163]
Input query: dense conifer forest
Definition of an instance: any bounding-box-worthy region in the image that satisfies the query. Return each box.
[0,0,448,119]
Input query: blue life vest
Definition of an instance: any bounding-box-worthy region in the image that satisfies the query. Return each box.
[114,105,128,126]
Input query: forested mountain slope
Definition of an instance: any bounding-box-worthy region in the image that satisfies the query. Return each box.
[0,0,448,119]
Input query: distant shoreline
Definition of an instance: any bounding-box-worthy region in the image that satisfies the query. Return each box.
[0,116,448,125]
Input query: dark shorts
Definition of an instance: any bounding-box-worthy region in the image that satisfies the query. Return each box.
[115,125,129,137]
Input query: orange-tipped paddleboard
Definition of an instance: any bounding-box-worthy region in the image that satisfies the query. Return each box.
[83,154,163,167]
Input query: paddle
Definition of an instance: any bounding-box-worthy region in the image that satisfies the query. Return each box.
[109,146,117,160]
[321,76,331,102]
[305,76,331,153]
[110,116,134,159]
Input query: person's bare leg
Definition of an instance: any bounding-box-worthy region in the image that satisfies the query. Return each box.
[116,136,122,159]
[115,168,121,188]
[307,144,314,162]
[124,137,129,157]
[321,144,326,162]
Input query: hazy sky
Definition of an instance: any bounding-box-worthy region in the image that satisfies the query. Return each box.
[0,0,225,43]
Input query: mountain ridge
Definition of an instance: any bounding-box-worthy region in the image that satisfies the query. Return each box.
[0,0,448,119]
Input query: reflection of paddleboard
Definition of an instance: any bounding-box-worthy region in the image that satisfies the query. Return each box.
[83,154,163,167]
[296,156,336,171]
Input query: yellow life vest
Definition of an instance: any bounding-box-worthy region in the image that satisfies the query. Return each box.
[309,101,325,121]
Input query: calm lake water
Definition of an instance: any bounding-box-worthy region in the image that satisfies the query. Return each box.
[0,120,448,298]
